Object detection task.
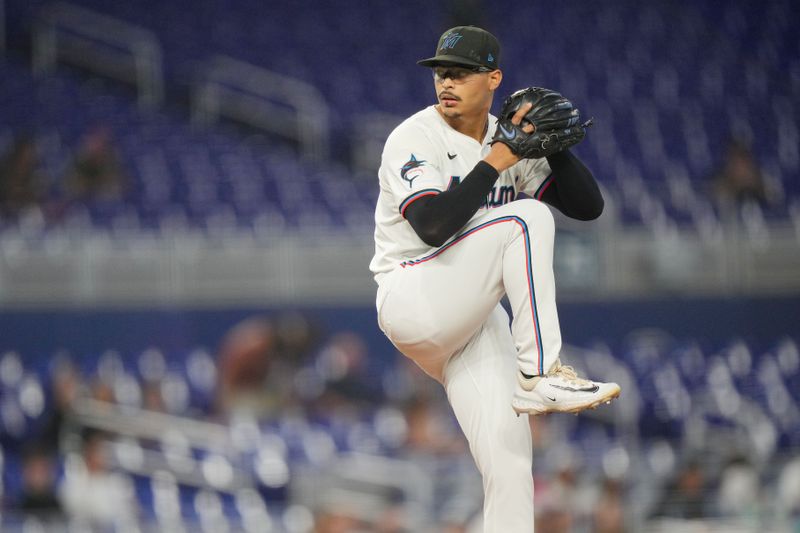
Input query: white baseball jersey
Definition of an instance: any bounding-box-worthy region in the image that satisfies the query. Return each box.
[371,104,566,532]
[369,105,553,282]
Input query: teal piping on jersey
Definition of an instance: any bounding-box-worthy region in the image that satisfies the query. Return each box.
[399,189,441,217]
[400,215,545,375]
[533,174,555,200]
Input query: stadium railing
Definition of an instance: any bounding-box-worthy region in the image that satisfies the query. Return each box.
[191,55,330,162]
[31,1,163,109]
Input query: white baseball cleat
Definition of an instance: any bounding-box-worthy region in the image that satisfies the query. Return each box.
[512,363,621,416]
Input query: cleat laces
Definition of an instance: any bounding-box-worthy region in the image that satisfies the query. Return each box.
[551,365,593,388]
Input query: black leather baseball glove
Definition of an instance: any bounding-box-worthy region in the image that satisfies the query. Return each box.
[491,87,593,159]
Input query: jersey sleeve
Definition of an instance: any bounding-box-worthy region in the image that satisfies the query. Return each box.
[515,157,554,200]
[380,125,447,218]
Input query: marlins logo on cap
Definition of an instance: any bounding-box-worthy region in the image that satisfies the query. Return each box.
[440,31,464,50]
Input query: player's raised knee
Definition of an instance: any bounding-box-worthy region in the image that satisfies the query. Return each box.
[513,198,555,233]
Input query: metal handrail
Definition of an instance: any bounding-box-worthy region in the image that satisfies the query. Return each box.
[71,397,231,449]
[67,398,255,493]
[192,55,329,161]
[31,1,163,109]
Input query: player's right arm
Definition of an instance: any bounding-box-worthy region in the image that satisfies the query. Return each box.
[404,146,517,247]
[403,107,532,248]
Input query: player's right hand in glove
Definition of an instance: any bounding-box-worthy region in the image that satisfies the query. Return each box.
[491,87,593,159]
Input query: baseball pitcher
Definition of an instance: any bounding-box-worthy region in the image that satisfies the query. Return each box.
[370,26,620,532]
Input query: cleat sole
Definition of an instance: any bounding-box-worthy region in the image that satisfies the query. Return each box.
[511,387,621,417]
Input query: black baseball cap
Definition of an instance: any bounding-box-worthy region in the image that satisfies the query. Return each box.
[417,26,501,70]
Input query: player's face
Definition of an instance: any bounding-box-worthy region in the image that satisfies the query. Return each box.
[433,66,501,119]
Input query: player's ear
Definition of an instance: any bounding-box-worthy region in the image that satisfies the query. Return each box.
[488,69,502,91]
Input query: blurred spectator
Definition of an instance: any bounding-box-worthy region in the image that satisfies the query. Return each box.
[313,508,364,533]
[271,311,320,408]
[65,125,126,202]
[312,500,408,533]
[273,311,320,365]
[18,445,63,519]
[38,357,83,453]
[400,396,479,531]
[777,456,800,525]
[710,138,769,210]
[314,331,384,411]
[375,505,407,533]
[382,351,443,404]
[653,459,708,520]
[715,455,761,520]
[402,396,465,456]
[534,451,583,533]
[58,429,137,525]
[535,506,573,533]
[142,380,167,412]
[216,316,276,416]
[592,477,626,533]
[0,135,46,217]
[90,376,116,407]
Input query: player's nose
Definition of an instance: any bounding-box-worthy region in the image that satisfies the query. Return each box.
[438,76,456,89]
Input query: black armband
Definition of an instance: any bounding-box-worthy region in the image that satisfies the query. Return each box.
[403,161,500,247]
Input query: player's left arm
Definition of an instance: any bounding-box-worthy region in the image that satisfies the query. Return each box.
[534,149,604,221]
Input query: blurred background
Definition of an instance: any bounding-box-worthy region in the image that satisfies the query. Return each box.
[0,0,798,531]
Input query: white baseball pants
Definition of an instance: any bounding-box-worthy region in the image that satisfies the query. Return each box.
[376,199,563,532]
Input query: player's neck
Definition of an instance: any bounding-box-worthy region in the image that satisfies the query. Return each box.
[436,105,489,143]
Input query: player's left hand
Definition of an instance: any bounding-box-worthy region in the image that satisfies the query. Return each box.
[512,102,535,134]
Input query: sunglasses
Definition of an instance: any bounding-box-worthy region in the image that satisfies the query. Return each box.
[432,66,494,84]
